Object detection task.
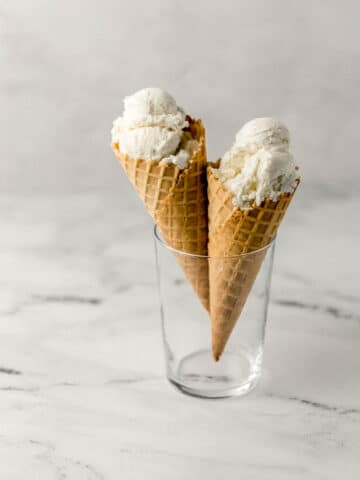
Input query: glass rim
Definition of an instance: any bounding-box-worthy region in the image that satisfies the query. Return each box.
[153,225,276,259]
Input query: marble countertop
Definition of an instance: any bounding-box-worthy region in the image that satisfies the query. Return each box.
[0,191,359,479]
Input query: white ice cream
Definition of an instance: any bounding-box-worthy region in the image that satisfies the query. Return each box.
[111,88,195,168]
[216,117,299,209]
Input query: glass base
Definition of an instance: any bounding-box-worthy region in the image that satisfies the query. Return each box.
[168,348,262,399]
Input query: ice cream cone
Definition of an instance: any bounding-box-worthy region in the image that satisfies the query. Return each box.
[113,118,209,311]
[207,165,299,360]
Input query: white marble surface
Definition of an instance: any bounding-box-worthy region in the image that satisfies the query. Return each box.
[0,190,359,479]
[1,0,360,192]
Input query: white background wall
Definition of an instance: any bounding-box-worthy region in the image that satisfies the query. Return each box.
[1,0,359,193]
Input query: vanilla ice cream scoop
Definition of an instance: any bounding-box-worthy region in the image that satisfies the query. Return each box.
[235,117,290,150]
[216,117,299,209]
[111,88,195,168]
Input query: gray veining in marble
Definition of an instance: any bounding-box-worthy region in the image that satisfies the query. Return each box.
[0,192,359,478]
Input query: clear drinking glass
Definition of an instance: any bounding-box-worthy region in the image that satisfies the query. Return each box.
[154,226,275,399]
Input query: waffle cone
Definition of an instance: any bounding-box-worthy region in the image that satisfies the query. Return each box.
[207,166,299,361]
[112,118,209,311]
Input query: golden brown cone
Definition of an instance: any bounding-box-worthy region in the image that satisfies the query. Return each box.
[207,166,300,361]
[112,118,209,311]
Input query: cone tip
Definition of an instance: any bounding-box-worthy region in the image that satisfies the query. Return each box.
[212,348,221,362]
